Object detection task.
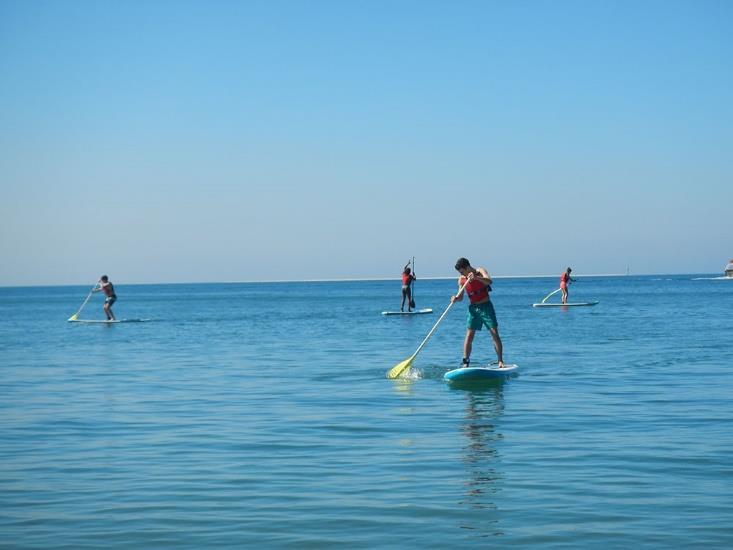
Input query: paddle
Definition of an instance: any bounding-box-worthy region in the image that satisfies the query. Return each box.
[409,256,416,309]
[387,278,469,379]
[540,287,562,304]
[68,284,98,321]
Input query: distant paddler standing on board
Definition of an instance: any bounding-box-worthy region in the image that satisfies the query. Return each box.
[401,260,416,312]
[560,267,576,304]
[92,275,117,321]
[451,258,505,368]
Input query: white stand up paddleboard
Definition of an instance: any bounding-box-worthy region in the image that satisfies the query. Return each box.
[532,287,598,307]
[382,308,433,316]
[532,302,598,307]
[444,364,520,382]
[68,319,151,323]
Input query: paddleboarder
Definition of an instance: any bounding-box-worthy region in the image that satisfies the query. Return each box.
[450,258,505,368]
[401,261,416,312]
[92,275,117,321]
[560,267,576,304]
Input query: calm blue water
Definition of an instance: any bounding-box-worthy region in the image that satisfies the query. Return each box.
[1,276,732,548]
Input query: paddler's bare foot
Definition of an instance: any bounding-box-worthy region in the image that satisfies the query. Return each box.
[498,361,506,368]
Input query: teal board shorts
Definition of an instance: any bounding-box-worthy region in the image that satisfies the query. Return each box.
[467,301,498,331]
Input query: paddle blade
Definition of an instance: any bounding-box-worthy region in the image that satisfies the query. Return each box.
[68,314,78,321]
[409,299,416,309]
[387,356,414,379]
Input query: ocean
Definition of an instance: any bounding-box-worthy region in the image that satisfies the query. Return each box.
[1,275,731,548]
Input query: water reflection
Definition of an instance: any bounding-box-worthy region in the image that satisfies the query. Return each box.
[457,386,505,534]
[389,378,415,397]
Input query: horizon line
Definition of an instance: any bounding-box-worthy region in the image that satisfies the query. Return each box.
[0,272,725,288]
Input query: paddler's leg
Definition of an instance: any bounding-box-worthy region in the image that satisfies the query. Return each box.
[489,327,504,367]
[104,297,116,321]
[462,329,476,367]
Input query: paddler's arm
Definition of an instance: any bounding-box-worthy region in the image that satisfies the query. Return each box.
[451,277,465,302]
[474,267,493,287]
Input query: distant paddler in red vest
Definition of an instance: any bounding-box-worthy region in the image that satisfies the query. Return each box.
[401,260,416,312]
[450,257,505,368]
[92,275,117,321]
[560,267,576,304]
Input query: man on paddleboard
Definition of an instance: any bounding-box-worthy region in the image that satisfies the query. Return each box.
[451,258,505,368]
[560,267,575,304]
[401,261,416,312]
[92,275,117,321]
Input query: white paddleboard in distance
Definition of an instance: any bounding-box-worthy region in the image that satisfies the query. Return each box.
[532,301,599,307]
[444,364,519,382]
[381,308,433,316]
[68,318,151,323]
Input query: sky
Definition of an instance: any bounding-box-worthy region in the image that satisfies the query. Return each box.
[1,0,731,286]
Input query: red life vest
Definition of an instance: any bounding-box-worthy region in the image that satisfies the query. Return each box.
[560,273,570,286]
[402,273,412,285]
[460,275,490,304]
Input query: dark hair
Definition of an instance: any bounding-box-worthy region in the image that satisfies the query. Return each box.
[404,267,411,275]
[100,275,109,281]
[455,257,470,271]
[566,267,572,273]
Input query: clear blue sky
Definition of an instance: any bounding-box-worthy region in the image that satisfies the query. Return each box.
[1,0,731,285]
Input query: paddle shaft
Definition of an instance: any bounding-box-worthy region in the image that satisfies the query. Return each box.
[70,284,98,319]
[406,278,469,361]
[410,256,416,307]
[541,287,562,304]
